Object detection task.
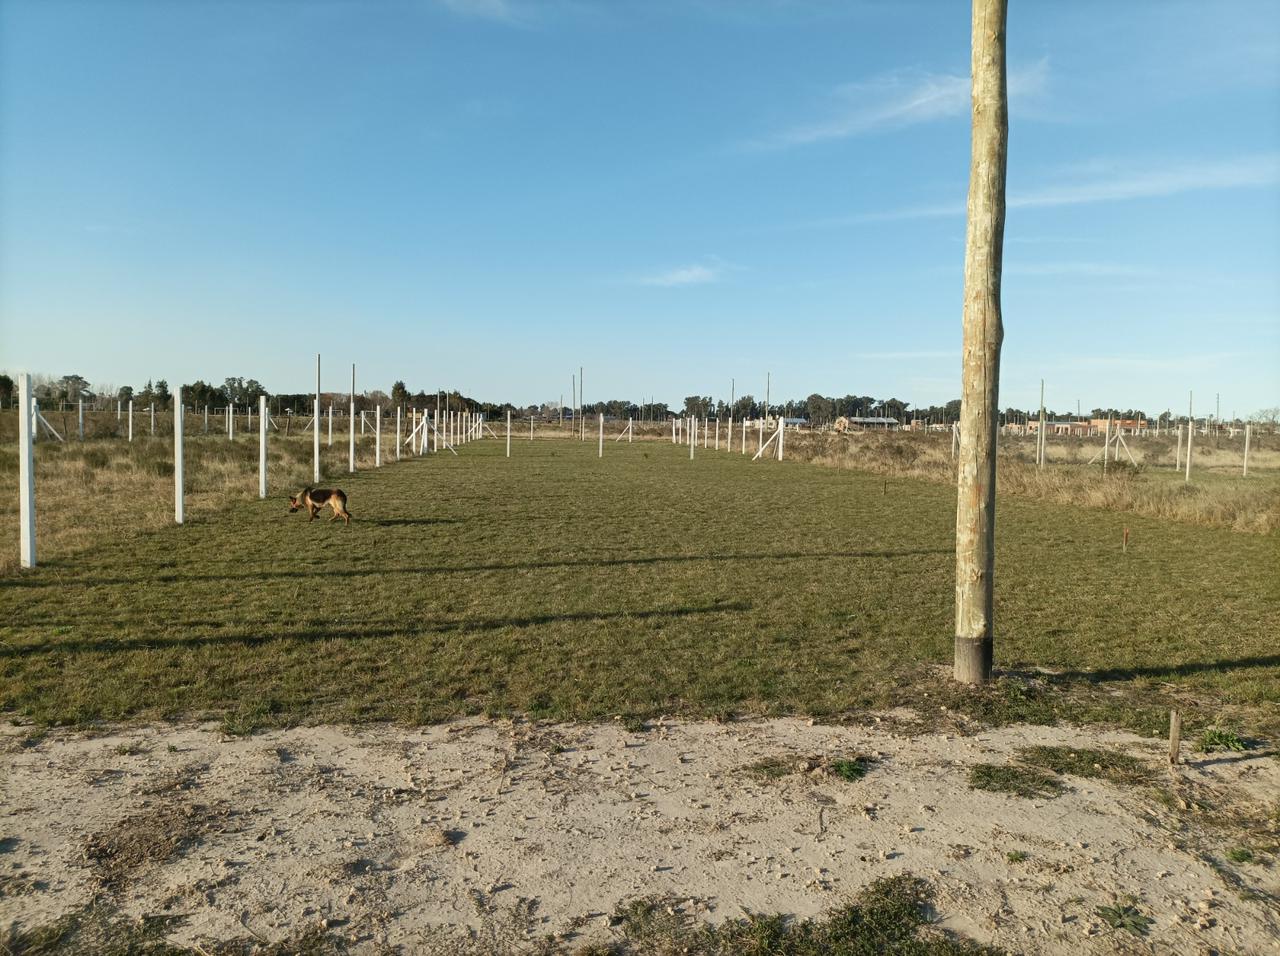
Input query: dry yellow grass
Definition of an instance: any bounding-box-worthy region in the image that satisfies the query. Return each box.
[784,429,1280,534]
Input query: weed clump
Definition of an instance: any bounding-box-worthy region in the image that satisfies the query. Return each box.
[968,764,1064,800]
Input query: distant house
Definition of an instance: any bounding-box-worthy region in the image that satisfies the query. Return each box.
[834,416,899,432]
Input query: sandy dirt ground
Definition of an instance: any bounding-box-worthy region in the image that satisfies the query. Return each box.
[1,715,1277,954]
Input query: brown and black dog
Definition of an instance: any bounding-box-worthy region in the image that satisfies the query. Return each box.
[288,488,352,525]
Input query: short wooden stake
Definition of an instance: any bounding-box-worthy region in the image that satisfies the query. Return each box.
[1122,527,1129,553]
[1168,709,1181,765]
[18,373,36,568]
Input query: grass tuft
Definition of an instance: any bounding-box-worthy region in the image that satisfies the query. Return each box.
[968,764,1064,800]
[1199,727,1250,752]
[1096,896,1154,937]
[590,874,996,955]
[1016,745,1151,786]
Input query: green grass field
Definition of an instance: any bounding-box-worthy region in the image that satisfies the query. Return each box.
[2,437,1277,736]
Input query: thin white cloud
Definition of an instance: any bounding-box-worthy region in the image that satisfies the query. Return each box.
[753,59,1048,150]
[434,0,525,25]
[1007,262,1157,278]
[1062,352,1246,374]
[809,153,1280,226]
[636,257,738,287]
[858,350,957,360]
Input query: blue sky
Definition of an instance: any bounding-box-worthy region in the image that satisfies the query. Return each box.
[1,0,1277,416]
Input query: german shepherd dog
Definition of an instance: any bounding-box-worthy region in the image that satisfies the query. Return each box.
[288,488,352,525]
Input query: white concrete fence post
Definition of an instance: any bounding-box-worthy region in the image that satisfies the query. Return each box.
[375,405,382,467]
[1185,393,1193,484]
[396,407,402,462]
[598,413,603,458]
[1243,422,1251,477]
[507,410,512,458]
[315,353,322,484]
[259,395,268,499]
[777,417,784,461]
[348,364,356,473]
[18,373,36,568]
[173,389,184,523]
[128,400,134,442]
[78,400,84,441]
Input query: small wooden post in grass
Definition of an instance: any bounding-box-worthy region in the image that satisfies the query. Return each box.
[375,404,382,467]
[598,412,603,458]
[1243,421,1251,477]
[19,373,36,568]
[1185,392,1193,484]
[174,388,185,523]
[258,395,267,499]
[1122,527,1129,553]
[348,364,356,473]
[78,400,84,441]
[1169,709,1181,766]
[128,400,134,442]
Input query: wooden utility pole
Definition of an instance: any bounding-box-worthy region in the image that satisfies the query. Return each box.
[954,0,1008,685]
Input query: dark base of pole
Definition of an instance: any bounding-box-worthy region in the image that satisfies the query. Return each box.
[953,636,993,684]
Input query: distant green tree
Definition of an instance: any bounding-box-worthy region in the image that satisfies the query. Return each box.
[154,379,171,407]
[0,374,13,407]
[118,385,134,403]
[390,381,409,407]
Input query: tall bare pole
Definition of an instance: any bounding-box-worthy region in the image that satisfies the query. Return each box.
[954,0,1008,685]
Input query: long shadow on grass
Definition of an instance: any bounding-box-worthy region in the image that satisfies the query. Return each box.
[1,548,949,589]
[1026,655,1280,682]
[0,601,753,657]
